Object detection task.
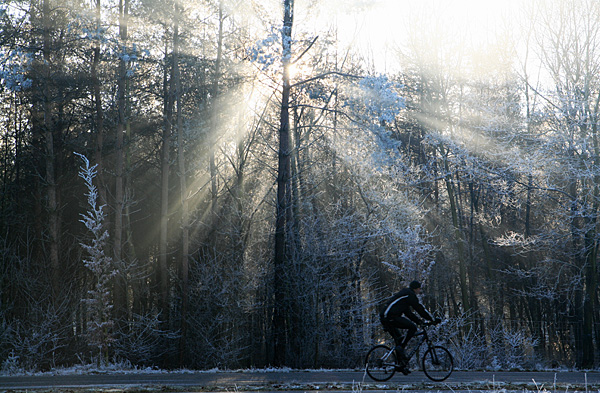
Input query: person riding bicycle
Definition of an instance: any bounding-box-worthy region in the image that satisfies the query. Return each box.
[379,280,440,374]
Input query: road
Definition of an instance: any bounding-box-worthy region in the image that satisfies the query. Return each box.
[0,370,599,391]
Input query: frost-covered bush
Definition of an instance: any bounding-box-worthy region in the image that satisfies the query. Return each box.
[1,350,22,375]
[3,308,67,372]
[0,245,71,372]
[437,318,489,370]
[438,316,540,370]
[112,313,174,366]
[488,323,540,370]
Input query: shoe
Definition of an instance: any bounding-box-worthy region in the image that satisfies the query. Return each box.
[395,365,410,375]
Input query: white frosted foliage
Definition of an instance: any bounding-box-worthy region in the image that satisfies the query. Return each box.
[76,153,115,359]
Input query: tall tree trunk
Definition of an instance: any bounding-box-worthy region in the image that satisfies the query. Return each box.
[209,1,224,230]
[173,2,188,366]
[42,0,60,299]
[113,0,129,329]
[272,0,294,367]
[159,21,174,325]
[91,0,106,207]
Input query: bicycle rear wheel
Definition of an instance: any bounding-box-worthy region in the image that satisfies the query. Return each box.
[365,344,397,381]
[422,345,453,381]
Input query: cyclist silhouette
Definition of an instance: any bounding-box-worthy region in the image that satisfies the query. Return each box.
[379,280,439,374]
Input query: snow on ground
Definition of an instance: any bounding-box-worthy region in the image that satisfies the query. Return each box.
[1,363,357,377]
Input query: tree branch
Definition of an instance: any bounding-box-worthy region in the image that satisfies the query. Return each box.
[290,71,361,89]
[291,35,318,65]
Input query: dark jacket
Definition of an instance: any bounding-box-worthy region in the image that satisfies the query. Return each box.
[380,287,433,324]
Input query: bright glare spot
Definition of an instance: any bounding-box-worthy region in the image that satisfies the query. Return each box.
[287,62,309,80]
[288,63,299,79]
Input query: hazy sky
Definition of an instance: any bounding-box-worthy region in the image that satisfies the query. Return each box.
[293,0,524,73]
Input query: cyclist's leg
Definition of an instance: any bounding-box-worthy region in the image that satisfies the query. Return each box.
[384,317,411,359]
[385,316,417,347]
[392,328,404,347]
[381,318,402,343]
[394,317,417,348]
[381,318,406,365]
[388,317,417,373]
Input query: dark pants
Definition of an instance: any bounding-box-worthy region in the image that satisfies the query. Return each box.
[381,315,417,348]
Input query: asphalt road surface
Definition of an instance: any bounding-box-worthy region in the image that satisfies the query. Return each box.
[1,370,599,391]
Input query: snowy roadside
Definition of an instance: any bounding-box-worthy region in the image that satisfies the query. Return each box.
[1,368,599,393]
[0,364,350,377]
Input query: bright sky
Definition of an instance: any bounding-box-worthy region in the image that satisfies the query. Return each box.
[296,0,524,73]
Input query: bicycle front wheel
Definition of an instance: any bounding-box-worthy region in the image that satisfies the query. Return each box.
[422,345,453,381]
[365,344,397,381]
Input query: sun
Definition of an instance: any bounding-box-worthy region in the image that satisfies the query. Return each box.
[288,63,299,79]
[287,60,312,82]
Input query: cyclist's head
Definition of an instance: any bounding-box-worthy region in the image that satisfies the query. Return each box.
[409,281,422,290]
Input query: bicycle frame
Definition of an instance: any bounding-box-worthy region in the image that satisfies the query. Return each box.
[366,321,453,382]
[379,326,432,366]
[404,329,430,361]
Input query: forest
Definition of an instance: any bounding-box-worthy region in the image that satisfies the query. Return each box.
[0,0,599,371]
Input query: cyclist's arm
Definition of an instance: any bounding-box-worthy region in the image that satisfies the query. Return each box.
[404,309,422,324]
[411,298,434,322]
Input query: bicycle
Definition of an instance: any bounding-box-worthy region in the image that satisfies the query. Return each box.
[365,320,453,382]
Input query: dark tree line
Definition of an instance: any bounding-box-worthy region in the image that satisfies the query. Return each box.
[0,0,598,371]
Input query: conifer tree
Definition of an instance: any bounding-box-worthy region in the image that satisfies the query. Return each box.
[77,153,114,362]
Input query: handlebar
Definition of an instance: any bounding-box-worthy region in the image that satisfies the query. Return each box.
[421,319,442,326]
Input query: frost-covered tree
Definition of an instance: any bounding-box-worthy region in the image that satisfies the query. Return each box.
[528,0,600,368]
[77,153,114,361]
